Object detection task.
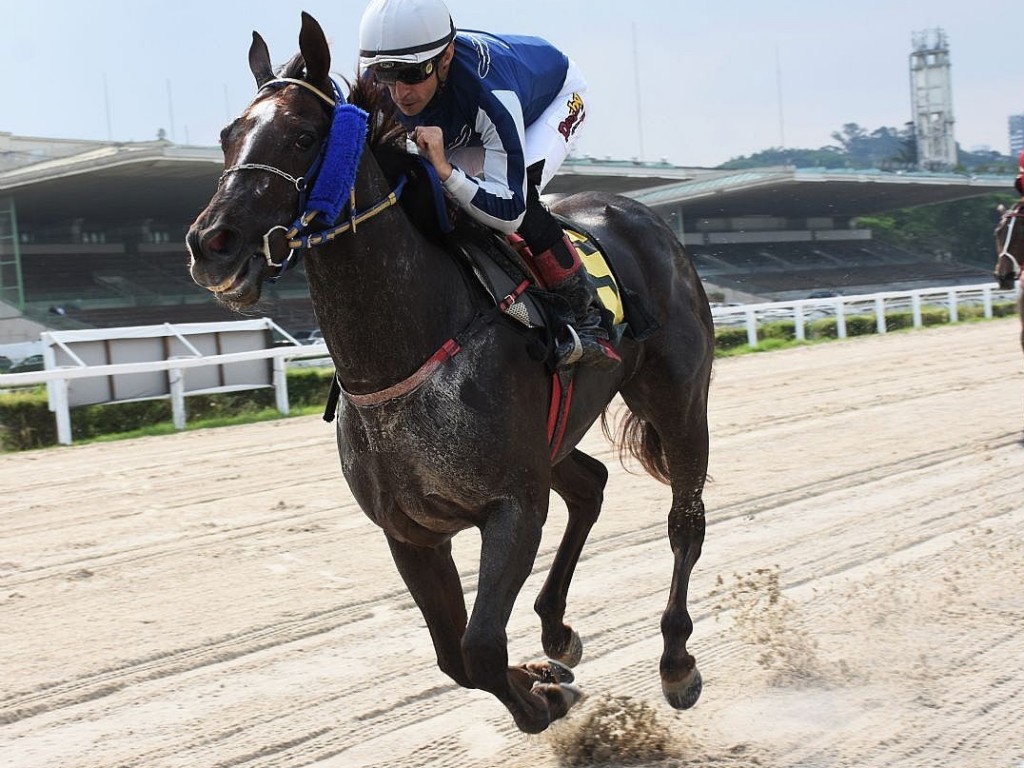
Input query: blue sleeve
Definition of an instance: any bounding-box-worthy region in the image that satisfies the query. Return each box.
[442,86,527,233]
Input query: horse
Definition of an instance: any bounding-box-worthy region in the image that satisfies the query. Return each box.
[994,202,1024,355]
[186,12,714,734]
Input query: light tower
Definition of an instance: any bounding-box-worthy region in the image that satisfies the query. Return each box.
[910,29,956,171]
[1009,114,1024,158]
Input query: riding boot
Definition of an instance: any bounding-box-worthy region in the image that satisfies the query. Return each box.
[531,234,621,370]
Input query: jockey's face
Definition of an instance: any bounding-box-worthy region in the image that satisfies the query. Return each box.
[381,43,455,117]
[386,76,438,117]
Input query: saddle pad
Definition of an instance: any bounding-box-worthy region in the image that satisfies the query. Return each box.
[565,228,625,325]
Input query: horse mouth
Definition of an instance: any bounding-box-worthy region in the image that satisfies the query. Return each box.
[206,254,265,305]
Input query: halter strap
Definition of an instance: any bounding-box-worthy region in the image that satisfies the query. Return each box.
[219,163,307,191]
[261,76,337,107]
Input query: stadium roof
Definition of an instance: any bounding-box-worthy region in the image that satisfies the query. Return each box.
[628,167,1015,221]
[0,141,222,225]
[0,139,1015,227]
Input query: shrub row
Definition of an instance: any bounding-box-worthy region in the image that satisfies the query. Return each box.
[713,303,1016,351]
[0,367,335,452]
[2,303,1017,451]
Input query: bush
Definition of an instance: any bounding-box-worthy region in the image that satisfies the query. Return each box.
[714,326,748,350]
[0,387,56,451]
[0,366,336,452]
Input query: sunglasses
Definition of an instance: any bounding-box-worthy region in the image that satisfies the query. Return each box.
[372,57,438,86]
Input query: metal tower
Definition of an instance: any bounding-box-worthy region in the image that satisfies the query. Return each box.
[910,29,957,171]
[1009,114,1024,158]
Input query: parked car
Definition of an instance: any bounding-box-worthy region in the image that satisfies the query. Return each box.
[9,354,44,373]
[0,355,12,373]
[295,329,324,344]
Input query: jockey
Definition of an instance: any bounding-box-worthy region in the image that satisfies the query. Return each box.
[358,0,620,370]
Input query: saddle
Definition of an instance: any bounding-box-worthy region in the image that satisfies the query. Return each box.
[397,152,657,348]
[461,222,656,349]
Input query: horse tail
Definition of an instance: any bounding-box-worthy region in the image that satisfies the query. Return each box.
[602,409,670,485]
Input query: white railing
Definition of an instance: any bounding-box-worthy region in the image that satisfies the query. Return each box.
[711,283,1018,347]
[0,282,1017,445]
[0,333,330,445]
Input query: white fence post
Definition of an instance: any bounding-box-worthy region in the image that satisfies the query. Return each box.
[52,377,73,446]
[745,309,758,347]
[794,304,806,341]
[274,357,290,416]
[983,286,993,319]
[169,365,186,430]
[911,293,923,328]
[835,301,847,339]
[875,296,887,334]
[947,289,958,323]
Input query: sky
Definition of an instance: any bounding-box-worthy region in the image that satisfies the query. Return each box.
[0,1,1018,168]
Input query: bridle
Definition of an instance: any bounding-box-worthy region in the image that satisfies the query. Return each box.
[219,76,405,278]
[996,202,1024,281]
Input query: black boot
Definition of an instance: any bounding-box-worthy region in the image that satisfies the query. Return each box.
[553,268,621,371]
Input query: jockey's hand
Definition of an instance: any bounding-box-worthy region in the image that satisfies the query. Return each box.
[410,127,453,182]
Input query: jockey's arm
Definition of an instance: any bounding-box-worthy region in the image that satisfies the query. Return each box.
[439,93,528,235]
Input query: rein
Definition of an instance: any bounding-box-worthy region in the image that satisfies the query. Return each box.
[997,203,1024,280]
[220,76,404,279]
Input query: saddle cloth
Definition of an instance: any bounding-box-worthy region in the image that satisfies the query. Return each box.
[470,227,625,330]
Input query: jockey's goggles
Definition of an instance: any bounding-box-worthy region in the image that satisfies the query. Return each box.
[371,57,438,86]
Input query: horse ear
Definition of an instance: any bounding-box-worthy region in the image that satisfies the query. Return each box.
[249,31,274,87]
[299,12,332,90]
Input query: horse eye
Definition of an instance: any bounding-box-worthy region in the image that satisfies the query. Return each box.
[295,132,316,151]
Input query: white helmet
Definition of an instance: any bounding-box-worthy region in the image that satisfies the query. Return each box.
[359,0,456,69]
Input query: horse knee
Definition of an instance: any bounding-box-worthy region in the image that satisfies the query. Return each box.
[460,626,508,690]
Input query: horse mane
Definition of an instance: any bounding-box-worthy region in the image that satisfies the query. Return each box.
[276,54,406,150]
[346,76,408,150]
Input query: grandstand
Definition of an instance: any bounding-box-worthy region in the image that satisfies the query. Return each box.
[0,134,1013,344]
[686,237,990,300]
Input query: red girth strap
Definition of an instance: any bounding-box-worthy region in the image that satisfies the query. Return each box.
[546,372,575,460]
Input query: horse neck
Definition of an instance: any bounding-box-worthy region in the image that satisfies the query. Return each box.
[303,152,475,395]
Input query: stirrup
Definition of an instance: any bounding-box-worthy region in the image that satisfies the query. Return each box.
[558,325,584,367]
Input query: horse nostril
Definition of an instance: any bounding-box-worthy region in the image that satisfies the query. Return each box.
[203,227,236,257]
[209,230,227,253]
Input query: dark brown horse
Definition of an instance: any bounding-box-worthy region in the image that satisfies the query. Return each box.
[186,13,713,734]
[994,202,1024,354]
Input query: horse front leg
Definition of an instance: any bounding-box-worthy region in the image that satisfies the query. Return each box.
[534,449,609,667]
[385,534,471,688]
[463,498,582,733]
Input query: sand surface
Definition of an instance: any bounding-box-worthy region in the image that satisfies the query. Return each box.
[2,320,1023,767]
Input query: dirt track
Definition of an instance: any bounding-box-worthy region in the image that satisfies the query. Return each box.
[2,320,1023,768]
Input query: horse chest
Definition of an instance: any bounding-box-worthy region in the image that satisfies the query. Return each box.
[336,385,511,543]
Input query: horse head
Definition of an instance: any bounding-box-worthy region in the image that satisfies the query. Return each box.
[186,13,338,308]
[994,202,1024,291]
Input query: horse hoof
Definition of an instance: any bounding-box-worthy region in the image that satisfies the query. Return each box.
[662,667,702,710]
[545,659,575,685]
[533,681,586,712]
[551,629,583,668]
[559,682,586,709]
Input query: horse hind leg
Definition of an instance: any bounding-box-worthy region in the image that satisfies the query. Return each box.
[621,390,709,711]
[534,448,608,667]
